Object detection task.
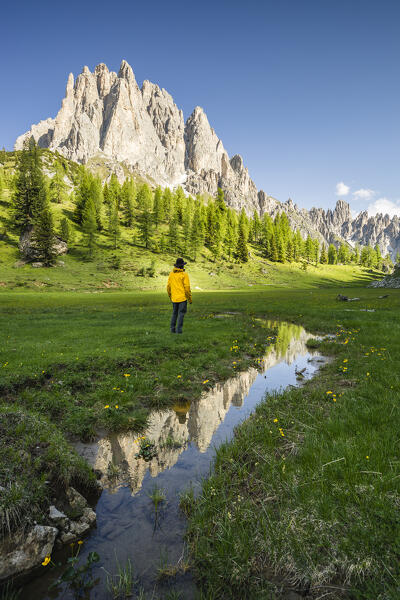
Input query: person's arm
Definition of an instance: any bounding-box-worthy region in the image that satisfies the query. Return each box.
[167,275,172,300]
[184,273,192,303]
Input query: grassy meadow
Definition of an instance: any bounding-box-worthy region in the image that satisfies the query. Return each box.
[1,280,399,599]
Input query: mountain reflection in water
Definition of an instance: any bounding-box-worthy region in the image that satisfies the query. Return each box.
[76,321,314,495]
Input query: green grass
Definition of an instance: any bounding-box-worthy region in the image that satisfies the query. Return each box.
[0,264,398,597]
[186,289,400,599]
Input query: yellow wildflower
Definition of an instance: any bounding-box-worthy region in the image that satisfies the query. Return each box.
[42,555,51,566]
[115,405,119,409]
[202,379,209,384]
[177,375,182,378]
[326,391,333,394]
[104,405,110,409]
[273,418,278,423]
[124,373,130,377]
[78,540,83,545]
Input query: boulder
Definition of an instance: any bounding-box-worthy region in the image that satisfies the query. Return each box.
[0,525,57,581]
[19,226,68,261]
[66,486,88,518]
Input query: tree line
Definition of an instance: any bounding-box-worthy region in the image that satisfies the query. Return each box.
[1,140,396,270]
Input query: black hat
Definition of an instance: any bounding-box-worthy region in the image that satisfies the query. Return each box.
[174,257,187,268]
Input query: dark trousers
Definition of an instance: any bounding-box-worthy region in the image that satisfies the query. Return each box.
[170,301,187,333]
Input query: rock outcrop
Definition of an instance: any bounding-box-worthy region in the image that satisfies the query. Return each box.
[19,226,68,261]
[15,60,264,214]
[0,525,57,581]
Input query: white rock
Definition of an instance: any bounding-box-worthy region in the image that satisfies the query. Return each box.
[0,525,57,580]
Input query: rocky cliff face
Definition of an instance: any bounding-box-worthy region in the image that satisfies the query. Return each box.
[15,60,400,258]
[15,60,261,213]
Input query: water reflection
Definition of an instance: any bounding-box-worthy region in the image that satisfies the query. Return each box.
[76,321,315,495]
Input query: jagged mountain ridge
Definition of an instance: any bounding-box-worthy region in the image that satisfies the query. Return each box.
[15,60,400,258]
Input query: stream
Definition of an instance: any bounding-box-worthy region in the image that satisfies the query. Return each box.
[23,322,327,600]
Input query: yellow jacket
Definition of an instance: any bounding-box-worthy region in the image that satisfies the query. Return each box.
[167,268,192,303]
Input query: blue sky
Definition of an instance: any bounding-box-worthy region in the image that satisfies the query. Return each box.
[1,0,399,215]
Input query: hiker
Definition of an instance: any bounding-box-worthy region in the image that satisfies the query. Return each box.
[167,258,192,334]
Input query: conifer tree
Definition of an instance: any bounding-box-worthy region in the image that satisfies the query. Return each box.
[153,186,164,226]
[49,164,67,204]
[313,239,320,265]
[12,138,46,232]
[374,244,382,270]
[270,233,279,262]
[90,177,103,230]
[60,217,71,243]
[305,235,314,262]
[189,205,204,260]
[137,184,153,249]
[121,179,136,227]
[82,198,97,259]
[182,211,192,254]
[74,168,92,224]
[396,251,400,265]
[108,174,121,209]
[328,244,337,264]
[108,200,120,249]
[225,210,238,260]
[168,213,179,253]
[250,211,262,243]
[235,221,248,263]
[163,188,173,218]
[174,186,185,224]
[286,238,294,262]
[320,244,328,264]
[277,234,286,262]
[33,202,56,266]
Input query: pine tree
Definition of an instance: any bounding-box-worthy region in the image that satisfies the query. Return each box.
[32,199,56,266]
[108,174,121,209]
[108,200,120,249]
[277,234,286,262]
[225,210,238,260]
[121,179,136,227]
[235,222,248,263]
[82,198,97,259]
[396,251,400,265]
[60,217,71,243]
[12,138,46,232]
[74,168,92,224]
[137,184,153,249]
[182,211,192,254]
[313,239,320,265]
[320,244,328,264]
[90,177,103,230]
[49,164,67,203]
[163,188,173,218]
[328,244,337,264]
[374,244,382,270]
[286,238,294,262]
[153,186,164,226]
[270,233,279,262]
[168,214,179,253]
[189,205,204,260]
[250,211,262,243]
[174,186,186,224]
[305,235,313,262]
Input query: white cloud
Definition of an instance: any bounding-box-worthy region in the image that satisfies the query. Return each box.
[353,188,375,200]
[367,197,400,218]
[336,181,350,196]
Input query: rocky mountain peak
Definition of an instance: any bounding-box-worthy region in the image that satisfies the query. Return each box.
[14,59,400,258]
